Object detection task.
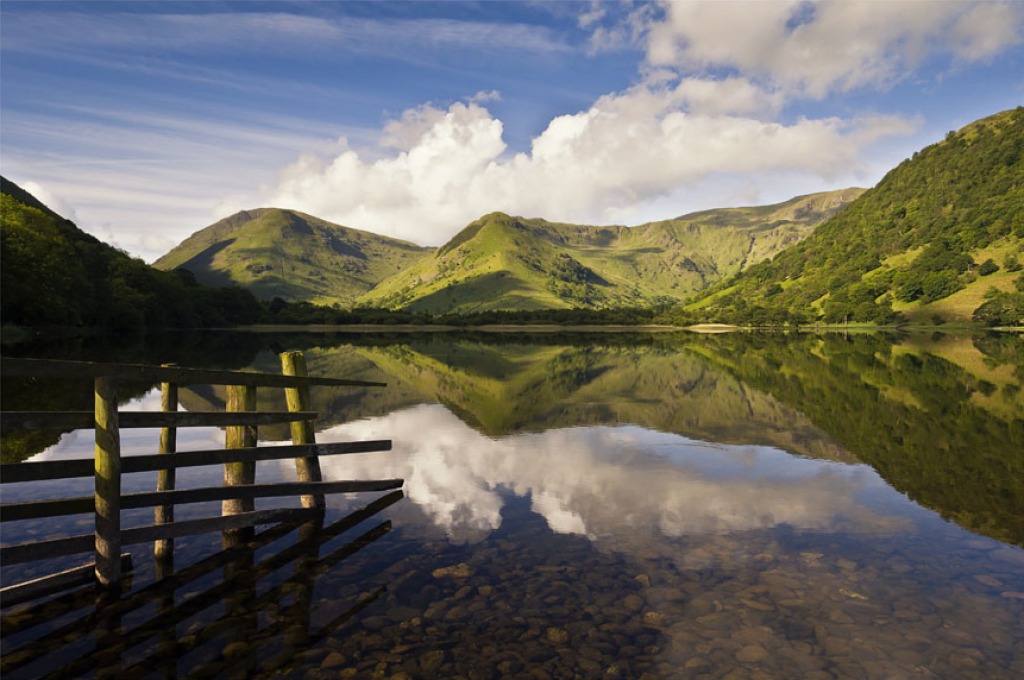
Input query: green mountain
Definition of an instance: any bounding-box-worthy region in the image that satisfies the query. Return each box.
[357,189,862,313]
[0,177,263,330]
[680,107,1024,326]
[154,208,433,305]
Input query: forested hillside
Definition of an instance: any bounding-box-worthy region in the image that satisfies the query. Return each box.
[676,107,1024,327]
[1,177,263,329]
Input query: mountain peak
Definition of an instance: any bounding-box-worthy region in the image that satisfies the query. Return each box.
[153,208,432,305]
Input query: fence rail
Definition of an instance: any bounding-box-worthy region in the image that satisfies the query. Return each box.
[0,352,398,591]
[0,356,387,387]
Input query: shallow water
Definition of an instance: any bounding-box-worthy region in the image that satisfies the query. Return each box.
[2,331,1022,678]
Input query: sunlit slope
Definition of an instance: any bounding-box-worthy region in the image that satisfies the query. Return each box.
[684,107,1024,325]
[154,208,433,305]
[359,189,861,312]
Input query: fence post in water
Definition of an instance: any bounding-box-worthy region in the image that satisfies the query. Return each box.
[94,376,122,586]
[223,385,257,516]
[154,366,177,562]
[280,351,325,510]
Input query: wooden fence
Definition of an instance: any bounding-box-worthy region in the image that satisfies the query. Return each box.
[0,353,400,601]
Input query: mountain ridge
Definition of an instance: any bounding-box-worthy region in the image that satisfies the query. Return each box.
[157,189,861,311]
[358,188,862,312]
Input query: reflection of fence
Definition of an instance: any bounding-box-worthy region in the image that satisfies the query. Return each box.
[1,491,404,679]
[0,353,400,600]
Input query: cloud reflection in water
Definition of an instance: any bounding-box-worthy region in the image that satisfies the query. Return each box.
[307,404,908,546]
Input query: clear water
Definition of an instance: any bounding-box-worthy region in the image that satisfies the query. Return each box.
[2,331,1022,678]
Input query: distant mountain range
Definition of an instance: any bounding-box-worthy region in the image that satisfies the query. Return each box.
[5,107,1022,327]
[155,190,862,311]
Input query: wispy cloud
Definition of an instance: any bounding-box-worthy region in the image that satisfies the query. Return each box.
[1,10,573,61]
[3,103,346,258]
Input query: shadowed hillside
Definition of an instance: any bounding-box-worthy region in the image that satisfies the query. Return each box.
[0,177,263,330]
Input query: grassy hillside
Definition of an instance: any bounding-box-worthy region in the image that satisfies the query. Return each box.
[678,107,1024,326]
[154,208,432,306]
[358,189,861,313]
[0,177,263,330]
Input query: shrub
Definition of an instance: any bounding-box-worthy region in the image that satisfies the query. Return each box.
[978,258,1000,276]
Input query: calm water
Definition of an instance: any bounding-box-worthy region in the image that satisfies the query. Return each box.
[2,331,1022,678]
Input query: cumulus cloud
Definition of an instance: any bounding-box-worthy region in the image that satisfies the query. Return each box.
[265,84,913,244]
[231,2,1020,245]
[645,0,1024,98]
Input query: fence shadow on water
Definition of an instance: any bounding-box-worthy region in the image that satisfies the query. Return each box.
[1,490,404,679]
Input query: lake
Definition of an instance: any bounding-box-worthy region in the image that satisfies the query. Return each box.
[2,330,1022,678]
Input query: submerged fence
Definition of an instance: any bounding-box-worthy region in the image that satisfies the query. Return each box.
[0,353,400,601]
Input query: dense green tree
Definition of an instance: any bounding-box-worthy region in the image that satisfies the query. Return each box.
[979,258,1000,275]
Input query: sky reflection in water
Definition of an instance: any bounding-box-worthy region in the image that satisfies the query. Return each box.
[307,404,910,546]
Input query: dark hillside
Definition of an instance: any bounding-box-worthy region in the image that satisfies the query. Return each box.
[1,177,263,329]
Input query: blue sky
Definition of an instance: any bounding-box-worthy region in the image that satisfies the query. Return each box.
[2,1,1022,262]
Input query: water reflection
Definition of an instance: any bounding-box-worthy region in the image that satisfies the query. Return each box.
[3,330,1023,678]
[310,405,908,547]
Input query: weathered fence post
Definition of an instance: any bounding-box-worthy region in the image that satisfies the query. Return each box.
[223,385,257,515]
[94,377,121,586]
[224,380,259,676]
[154,365,177,562]
[280,352,325,510]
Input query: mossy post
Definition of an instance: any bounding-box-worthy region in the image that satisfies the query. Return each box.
[223,385,257,516]
[155,366,177,562]
[280,351,325,510]
[94,376,121,586]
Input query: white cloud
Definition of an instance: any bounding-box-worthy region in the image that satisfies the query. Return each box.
[264,85,913,244]
[644,0,1024,98]
[1,11,571,61]
[949,2,1024,61]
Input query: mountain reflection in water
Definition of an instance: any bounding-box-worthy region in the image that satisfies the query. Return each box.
[2,330,1022,678]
